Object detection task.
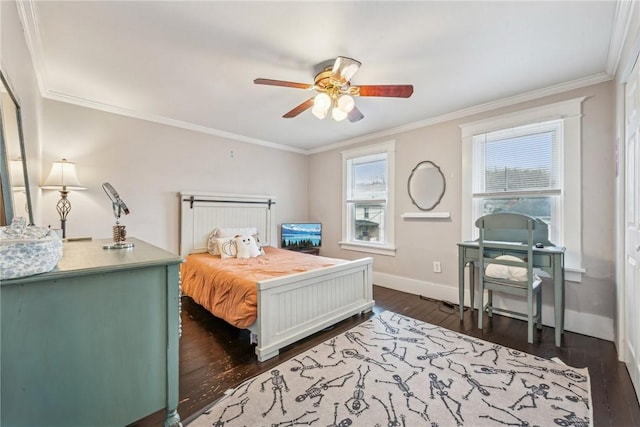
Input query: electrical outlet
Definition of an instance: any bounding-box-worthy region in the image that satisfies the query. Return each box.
[433,261,442,273]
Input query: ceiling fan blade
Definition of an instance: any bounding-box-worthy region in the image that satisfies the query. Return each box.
[357,85,414,98]
[347,106,364,123]
[254,78,313,90]
[331,57,361,83]
[283,97,315,118]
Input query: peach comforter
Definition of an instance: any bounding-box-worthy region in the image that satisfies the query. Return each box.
[180,246,346,328]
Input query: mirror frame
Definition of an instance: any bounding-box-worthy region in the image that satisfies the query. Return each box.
[0,69,34,225]
[407,160,446,211]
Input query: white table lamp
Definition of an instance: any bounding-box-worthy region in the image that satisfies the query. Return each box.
[42,158,86,238]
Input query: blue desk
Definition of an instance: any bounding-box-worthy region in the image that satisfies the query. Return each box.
[457,241,566,346]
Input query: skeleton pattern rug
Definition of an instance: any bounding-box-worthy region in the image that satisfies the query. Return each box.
[189,310,592,427]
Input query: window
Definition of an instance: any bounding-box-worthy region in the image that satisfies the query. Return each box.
[341,141,395,256]
[461,98,585,281]
[472,120,562,245]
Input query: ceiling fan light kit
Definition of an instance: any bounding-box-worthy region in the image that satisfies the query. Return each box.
[312,92,331,119]
[338,94,355,113]
[254,56,413,123]
[331,106,348,122]
[312,93,354,121]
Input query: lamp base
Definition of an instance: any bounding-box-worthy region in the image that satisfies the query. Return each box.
[102,242,135,250]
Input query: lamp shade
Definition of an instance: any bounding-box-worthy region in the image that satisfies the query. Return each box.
[337,95,355,113]
[42,159,86,190]
[314,93,331,111]
[331,107,347,121]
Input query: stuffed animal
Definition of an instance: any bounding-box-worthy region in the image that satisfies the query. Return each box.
[234,234,261,258]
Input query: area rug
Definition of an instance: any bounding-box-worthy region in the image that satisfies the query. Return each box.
[189,310,592,426]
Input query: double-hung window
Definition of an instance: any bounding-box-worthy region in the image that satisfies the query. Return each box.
[341,141,396,256]
[472,120,563,245]
[461,98,584,281]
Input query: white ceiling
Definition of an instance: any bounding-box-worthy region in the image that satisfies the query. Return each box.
[18,1,624,153]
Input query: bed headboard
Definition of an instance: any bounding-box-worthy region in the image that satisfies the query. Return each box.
[179,192,276,256]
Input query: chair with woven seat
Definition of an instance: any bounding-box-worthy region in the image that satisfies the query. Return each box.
[476,212,542,344]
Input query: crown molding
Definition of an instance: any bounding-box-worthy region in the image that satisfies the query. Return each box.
[310,72,612,154]
[16,0,617,157]
[16,0,49,97]
[44,89,307,154]
[42,71,614,157]
[16,0,305,155]
[606,0,635,77]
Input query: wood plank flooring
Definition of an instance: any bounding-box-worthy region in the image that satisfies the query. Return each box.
[133,285,640,426]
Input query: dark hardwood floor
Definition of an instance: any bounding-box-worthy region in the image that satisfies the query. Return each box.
[133,285,640,426]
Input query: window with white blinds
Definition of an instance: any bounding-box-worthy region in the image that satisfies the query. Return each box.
[472,120,563,245]
[461,97,585,281]
[473,120,562,195]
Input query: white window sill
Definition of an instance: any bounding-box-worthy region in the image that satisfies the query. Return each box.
[565,266,585,283]
[339,241,396,256]
[537,265,585,283]
[402,212,451,219]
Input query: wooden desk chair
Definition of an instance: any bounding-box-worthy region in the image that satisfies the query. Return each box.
[476,213,542,343]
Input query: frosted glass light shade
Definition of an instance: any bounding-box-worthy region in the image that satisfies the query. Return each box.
[314,93,331,110]
[332,107,347,121]
[337,95,355,113]
[42,159,86,190]
[313,92,355,121]
[312,93,330,119]
[312,105,328,119]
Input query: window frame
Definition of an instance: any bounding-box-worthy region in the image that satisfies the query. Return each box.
[472,119,563,246]
[340,140,396,256]
[460,98,585,281]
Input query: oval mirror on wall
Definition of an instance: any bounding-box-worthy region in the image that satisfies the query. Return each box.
[407,160,446,211]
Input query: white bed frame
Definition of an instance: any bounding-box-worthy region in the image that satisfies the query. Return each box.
[179,192,374,362]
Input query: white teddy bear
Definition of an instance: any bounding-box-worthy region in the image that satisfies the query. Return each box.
[234,234,261,258]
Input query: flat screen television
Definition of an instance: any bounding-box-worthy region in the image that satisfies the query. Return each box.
[281,223,322,249]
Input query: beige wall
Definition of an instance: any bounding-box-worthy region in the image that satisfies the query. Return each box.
[38,99,309,252]
[310,81,616,339]
[2,0,309,254]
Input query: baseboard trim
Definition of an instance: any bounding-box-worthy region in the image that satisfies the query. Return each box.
[373,271,614,342]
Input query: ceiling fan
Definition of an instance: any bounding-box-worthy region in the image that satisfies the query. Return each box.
[254,56,414,122]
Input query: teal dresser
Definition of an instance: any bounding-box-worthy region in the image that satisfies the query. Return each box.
[1,238,182,427]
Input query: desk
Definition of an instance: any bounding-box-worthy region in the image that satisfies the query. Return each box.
[458,241,566,346]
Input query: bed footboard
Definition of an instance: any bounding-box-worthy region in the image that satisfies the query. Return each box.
[252,257,374,362]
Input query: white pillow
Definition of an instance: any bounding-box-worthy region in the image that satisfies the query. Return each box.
[485,255,528,282]
[234,235,262,259]
[207,229,221,255]
[207,227,259,256]
[252,232,263,248]
[216,236,237,259]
